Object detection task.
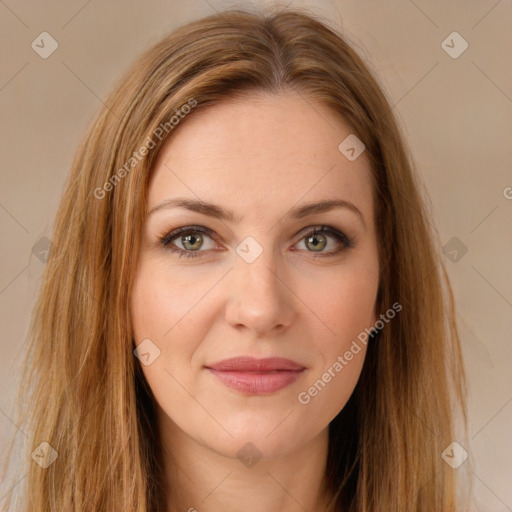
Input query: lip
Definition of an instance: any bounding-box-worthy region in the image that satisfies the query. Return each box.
[205,357,306,395]
[206,356,305,372]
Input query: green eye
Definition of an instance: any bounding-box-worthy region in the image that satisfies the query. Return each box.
[160,225,354,259]
[160,226,214,259]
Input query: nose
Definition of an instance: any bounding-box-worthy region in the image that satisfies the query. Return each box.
[224,250,296,338]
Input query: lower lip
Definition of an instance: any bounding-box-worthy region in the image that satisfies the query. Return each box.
[207,369,305,394]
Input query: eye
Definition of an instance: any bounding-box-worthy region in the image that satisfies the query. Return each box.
[293,226,354,256]
[159,225,354,259]
[159,226,216,259]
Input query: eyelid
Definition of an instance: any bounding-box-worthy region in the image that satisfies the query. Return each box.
[159,224,354,258]
[159,225,217,247]
[293,225,354,252]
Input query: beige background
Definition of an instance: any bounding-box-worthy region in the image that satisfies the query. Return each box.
[1,0,511,510]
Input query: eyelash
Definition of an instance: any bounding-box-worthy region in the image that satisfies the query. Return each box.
[158,225,354,260]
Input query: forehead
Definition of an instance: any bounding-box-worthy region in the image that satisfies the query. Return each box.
[148,92,374,223]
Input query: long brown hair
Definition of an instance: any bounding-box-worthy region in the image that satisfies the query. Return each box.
[1,6,471,511]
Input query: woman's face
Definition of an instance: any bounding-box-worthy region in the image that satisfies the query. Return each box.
[130,91,379,461]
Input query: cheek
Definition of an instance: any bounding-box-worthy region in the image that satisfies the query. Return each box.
[131,258,210,342]
[297,343,367,427]
[301,255,379,347]
[295,252,378,411]
[130,261,210,419]
[318,271,377,336]
[130,259,218,386]
[294,263,376,418]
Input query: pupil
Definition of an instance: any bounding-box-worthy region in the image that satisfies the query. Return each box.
[308,234,325,250]
[184,234,201,250]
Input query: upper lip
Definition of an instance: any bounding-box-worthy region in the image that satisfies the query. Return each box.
[205,357,305,372]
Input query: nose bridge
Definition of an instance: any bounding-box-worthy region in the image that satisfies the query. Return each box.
[225,239,295,335]
[241,249,281,297]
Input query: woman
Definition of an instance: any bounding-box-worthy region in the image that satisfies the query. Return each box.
[1,6,471,511]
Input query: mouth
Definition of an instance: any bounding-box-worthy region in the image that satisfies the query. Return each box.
[205,356,306,395]
[206,368,305,394]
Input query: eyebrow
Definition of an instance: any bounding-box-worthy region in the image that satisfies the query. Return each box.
[148,197,365,226]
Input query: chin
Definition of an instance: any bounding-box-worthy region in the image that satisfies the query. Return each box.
[200,417,315,462]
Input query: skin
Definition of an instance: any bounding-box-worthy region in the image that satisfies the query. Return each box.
[130,91,380,512]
